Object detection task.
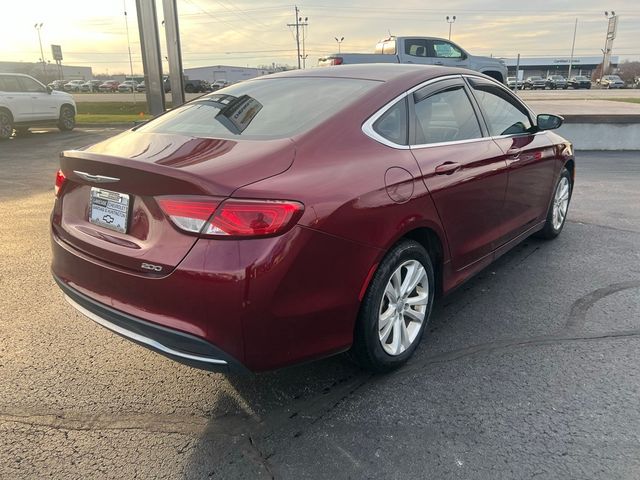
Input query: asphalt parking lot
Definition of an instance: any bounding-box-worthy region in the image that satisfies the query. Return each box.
[1,128,639,479]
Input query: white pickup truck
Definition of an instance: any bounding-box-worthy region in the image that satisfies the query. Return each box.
[318,36,508,84]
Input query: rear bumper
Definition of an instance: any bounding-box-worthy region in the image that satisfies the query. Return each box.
[55,274,249,374]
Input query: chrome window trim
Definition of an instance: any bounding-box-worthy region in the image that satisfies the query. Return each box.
[64,295,228,366]
[362,74,462,150]
[362,73,545,151]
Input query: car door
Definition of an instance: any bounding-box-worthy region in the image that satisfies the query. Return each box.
[409,77,509,271]
[400,38,434,65]
[19,76,59,121]
[427,39,470,68]
[466,77,557,245]
[0,75,32,122]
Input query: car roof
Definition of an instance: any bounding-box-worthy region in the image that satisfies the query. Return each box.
[262,64,475,83]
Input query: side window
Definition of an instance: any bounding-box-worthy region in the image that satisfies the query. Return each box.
[431,41,463,59]
[404,39,429,58]
[470,82,532,136]
[373,98,408,145]
[413,87,482,145]
[0,76,22,92]
[19,77,46,93]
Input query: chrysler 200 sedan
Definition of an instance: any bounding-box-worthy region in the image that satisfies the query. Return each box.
[51,64,574,373]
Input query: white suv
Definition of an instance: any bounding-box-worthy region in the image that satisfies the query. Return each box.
[0,73,77,139]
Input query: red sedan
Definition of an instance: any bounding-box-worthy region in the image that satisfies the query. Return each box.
[51,65,574,373]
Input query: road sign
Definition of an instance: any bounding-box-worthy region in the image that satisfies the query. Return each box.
[51,44,63,61]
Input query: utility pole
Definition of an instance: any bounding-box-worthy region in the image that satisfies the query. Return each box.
[335,36,344,54]
[601,11,618,78]
[568,18,578,80]
[287,6,307,69]
[34,23,46,78]
[300,16,308,68]
[124,1,135,83]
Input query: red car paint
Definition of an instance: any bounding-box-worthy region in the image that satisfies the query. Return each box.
[51,65,574,372]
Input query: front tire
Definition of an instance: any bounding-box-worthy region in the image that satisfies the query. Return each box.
[57,105,75,132]
[536,168,572,239]
[0,110,13,140]
[352,240,435,372]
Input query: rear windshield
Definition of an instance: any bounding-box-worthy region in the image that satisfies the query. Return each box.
[137,77,379,139]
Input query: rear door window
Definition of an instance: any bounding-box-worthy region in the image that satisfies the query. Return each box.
[0,76,22,92]
[412,86,482,145]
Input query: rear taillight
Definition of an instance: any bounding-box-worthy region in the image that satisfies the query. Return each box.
[157,197,304,238]
[54,169,66,197]
[157,197,222,234]
[331,57,343,65]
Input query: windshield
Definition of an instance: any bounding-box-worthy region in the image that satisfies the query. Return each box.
[137,77,379,139]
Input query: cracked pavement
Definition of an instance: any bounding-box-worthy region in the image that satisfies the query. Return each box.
[1,128,639,479]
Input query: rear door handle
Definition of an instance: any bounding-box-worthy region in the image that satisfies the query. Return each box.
[435,162,461,175]
[434,61,443,65]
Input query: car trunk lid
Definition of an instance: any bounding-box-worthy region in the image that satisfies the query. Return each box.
[52,130,295,275]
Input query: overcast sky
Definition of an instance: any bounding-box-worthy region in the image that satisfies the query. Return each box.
[1,0,638,74]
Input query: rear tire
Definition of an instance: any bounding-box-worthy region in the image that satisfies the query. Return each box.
[352,240,435,372]
[0,110,13,140]
[535,168,572,240]
[57,105,75,132]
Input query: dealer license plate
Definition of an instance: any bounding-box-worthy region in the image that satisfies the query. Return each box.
[89,187,130,234]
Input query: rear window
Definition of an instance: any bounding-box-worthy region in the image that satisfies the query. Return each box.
[137,77,378,139]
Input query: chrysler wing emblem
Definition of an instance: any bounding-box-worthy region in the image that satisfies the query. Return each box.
[74,170,120,183]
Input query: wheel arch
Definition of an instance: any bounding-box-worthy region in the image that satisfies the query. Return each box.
[360,225,448,302]
[0,106,14,122]
[564,158,575,184]
[60,102,76,115]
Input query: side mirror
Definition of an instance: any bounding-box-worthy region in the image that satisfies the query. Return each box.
[537,114,563,131]
[46,86,53,94]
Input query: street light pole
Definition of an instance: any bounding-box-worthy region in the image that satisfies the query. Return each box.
[335,36,344,54]
[446,16,456,40]
[34,23,46,78]
[601,11,617,78]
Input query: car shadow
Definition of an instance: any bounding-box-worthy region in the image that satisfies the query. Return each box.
[181,235,551,478]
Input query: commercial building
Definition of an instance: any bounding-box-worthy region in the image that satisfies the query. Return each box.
[184,65,269,84]
[504,56,619,78]
[0,61,92,82]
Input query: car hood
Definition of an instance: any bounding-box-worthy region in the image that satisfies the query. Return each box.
[51,90,74,101]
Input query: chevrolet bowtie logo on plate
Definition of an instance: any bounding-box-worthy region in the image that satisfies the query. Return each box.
[102,214,115,224]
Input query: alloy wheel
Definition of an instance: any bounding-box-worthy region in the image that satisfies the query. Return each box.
[378,260,428,356]
[552,176,570,230]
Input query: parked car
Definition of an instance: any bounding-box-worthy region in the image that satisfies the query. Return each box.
[48,79,67,91]
[598,75,625,89]
[568,76,591,89]
[64,80,85,92]
[135,81,145,92]
[318,36,508,84]
[0,73,76,139]
[523,76,547,90]
[164,77,209,93]
[51,65,573,373]
[98,80,120,92]
[546,75,568,89]
[506,76,523,89]
[117,80,138,93]
[210,80,229,91]
[81,80,102,93]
